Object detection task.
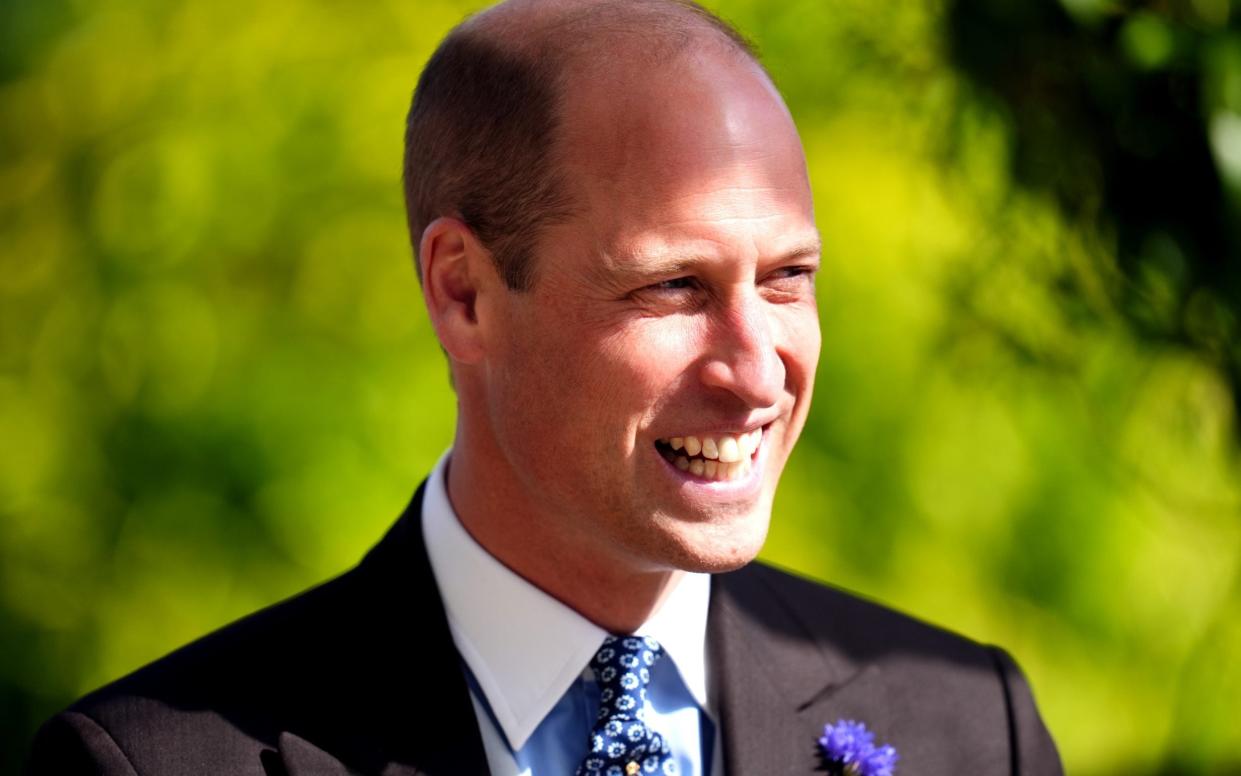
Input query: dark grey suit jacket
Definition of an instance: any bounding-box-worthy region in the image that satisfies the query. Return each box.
[26,485,1063,775]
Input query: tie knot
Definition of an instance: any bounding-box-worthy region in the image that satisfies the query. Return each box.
[591,635,664,696]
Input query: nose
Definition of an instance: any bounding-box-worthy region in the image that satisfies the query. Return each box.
[698,290,785,409]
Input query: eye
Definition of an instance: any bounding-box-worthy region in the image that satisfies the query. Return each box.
[627,275,704,312]
[767,264,817,285]
[649,276,697,292]
[773,265,817,280]
[763,264,818,298]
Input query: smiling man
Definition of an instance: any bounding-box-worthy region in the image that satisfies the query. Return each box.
[419,4,823,635]
[28,1,1062,774]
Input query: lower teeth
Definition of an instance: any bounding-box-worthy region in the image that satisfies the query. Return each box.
[666,451,750,481]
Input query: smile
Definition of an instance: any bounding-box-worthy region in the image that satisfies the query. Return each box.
[654,429,763,482]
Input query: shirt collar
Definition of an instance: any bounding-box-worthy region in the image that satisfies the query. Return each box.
[421,450,712,751]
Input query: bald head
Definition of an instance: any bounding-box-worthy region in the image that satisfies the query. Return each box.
[461,0,757,70]
[403,0,766,290]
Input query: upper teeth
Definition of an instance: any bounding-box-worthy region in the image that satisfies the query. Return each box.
[663,429,761,462]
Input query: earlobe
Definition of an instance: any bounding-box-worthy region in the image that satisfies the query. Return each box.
[420,217,491,364]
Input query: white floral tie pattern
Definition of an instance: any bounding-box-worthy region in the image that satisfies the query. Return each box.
[575,635,678,776]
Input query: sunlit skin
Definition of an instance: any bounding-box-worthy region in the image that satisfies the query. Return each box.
[420,44,821,633]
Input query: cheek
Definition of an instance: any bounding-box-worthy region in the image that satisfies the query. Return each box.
[499,306,706,436]
[776,304,821,382]
[493,312,645,434]
[486,313,575,455]
[600,319,706,399]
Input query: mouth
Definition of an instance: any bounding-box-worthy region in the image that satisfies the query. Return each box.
[653,427,764,483]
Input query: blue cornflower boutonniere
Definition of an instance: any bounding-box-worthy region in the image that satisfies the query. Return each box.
[818,719,899,776]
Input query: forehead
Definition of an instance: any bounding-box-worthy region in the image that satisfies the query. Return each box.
[551,50,816,265]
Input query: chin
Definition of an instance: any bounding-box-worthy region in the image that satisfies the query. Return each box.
[652,511,772,574]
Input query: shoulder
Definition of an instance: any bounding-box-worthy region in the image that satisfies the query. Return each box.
[717,559,993,666]
[28,567,371,774]
[23,496,479,775]
[26,504,471,775]
[713,560,1064,773]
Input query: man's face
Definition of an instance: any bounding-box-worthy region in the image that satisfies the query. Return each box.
[480,52,821,574]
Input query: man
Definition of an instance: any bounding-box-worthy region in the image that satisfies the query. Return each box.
[27,1,1063,774]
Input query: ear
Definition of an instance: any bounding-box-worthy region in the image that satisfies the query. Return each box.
[419,216,498,364]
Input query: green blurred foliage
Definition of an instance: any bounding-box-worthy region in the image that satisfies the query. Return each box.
[946,0,1241,439]
[0,1,1238,774]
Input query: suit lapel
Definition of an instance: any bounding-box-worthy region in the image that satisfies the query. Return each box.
[709,565,891,774]
[278,484,490,776]
[277,731,363,775]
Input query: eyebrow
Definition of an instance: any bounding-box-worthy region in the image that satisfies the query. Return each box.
[775,240,823,263]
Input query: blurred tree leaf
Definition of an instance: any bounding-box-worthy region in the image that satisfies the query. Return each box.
[946,0,1241,422]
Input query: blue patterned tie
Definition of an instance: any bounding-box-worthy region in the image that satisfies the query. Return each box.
[575,635,677,776]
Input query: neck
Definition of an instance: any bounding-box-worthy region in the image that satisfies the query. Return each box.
[445,435,682,634]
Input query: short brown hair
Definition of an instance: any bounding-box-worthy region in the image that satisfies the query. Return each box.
[402,1,760,291]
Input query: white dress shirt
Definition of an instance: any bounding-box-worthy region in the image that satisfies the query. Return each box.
[421,451,723,775]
